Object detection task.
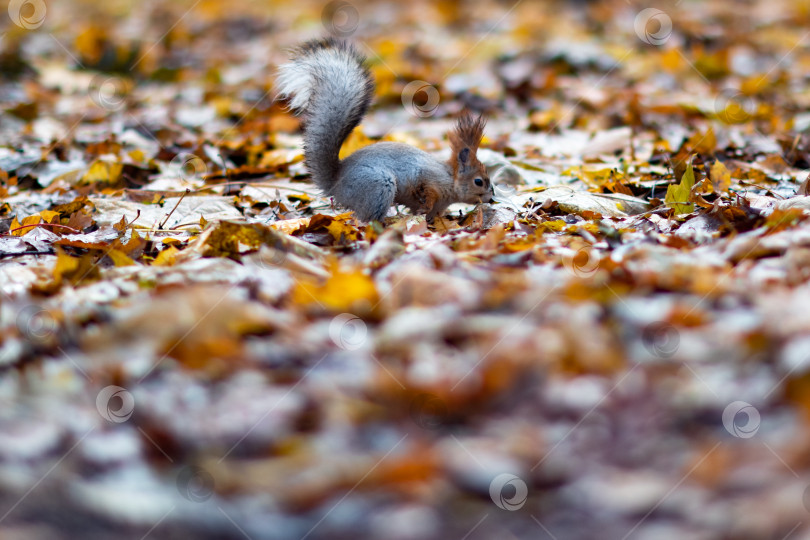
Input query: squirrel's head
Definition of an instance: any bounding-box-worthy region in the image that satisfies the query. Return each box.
[449,111,493,205]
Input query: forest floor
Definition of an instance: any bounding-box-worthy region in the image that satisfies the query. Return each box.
[2,0,810,538]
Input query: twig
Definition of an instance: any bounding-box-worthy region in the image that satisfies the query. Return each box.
[5,223,80,235]
[193,182,313,195]
[244,183,314,195]
[738,181,787,199]
[129,209,142,228]
[0,250,55,258]
[158,189,189,229]
[167,221,206,230]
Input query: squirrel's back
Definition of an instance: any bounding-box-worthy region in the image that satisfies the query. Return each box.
[276,39,374,192]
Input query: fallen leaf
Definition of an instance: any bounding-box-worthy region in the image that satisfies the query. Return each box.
[709,160,732,194]
[666,161,696,215]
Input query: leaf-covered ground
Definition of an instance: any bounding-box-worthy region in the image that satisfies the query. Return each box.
[3,0,810,538]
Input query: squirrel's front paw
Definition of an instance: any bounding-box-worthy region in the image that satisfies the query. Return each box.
[414,203,432,216]
[413,184,440,218]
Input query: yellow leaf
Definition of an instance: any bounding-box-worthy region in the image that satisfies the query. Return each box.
[288,193,312,203]
[52,249,101,286]
[741,75,768,95]
[511,161,545,172]
[765,207,805,233]
[39,210,61,224]
[201,221,283,258]
[258,149,304,169]
[689,127,716,154]
[371,65,397,100]
[118,229,146,256]
[709,160,731,194]
[326,214,360,243]
[537,220,566,233]
[291,213,360,245]
[693,48,729,80]
[339,127,374,159]
[716,101,752,125]
[153,246,179,266]
[529,107,563,131]
[82,160,123,184]
[106,249,136,267]
[210,95,234,117]
[128,149,146,163]
[11,215,41,236]
[271,217,310,235]
[9,216,21,235]
[293,266,378,312]
[75,26,107,65]
[665,162,696,215]
[579,222,600,234]
[563,166,619,189]
[660,48,683,72]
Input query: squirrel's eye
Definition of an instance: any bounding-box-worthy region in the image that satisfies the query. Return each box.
[474,178,484,187]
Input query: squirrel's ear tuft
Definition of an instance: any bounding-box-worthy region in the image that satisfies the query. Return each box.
[448,110,486,176]
[449,110,486,152]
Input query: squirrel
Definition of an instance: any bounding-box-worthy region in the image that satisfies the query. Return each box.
[276,38,494,222]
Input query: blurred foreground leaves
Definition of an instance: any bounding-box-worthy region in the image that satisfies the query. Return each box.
[4,0,810,539]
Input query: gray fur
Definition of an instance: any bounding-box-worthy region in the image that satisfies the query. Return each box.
[276,39,373,193]
[277,39,492,222]
[338,142,454,221]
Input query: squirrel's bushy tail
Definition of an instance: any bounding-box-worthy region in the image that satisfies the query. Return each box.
[276,38,374,192]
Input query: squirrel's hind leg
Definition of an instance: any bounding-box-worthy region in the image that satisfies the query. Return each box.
[335,166,396,223]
